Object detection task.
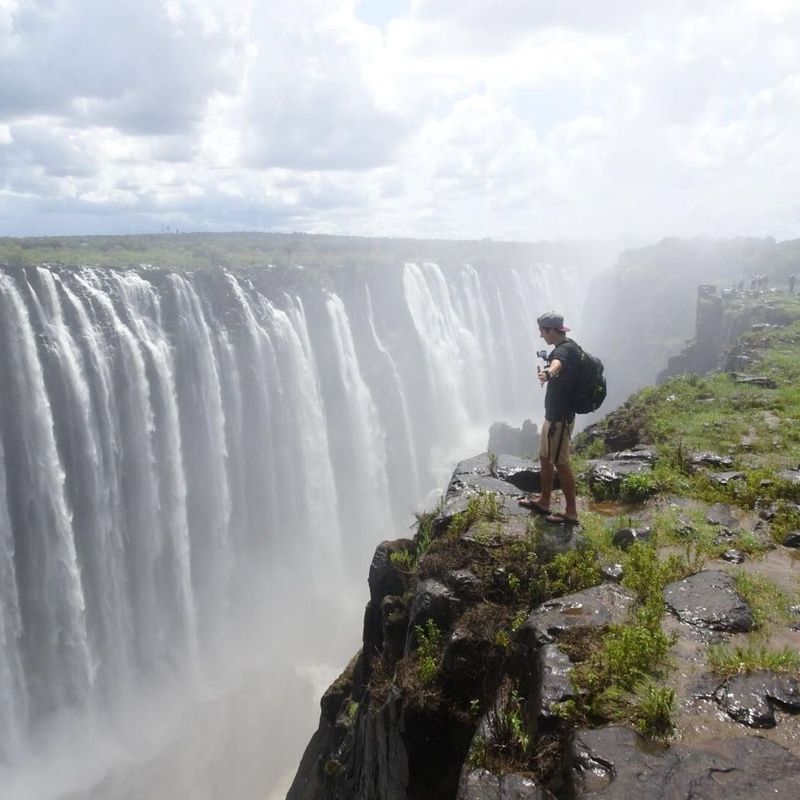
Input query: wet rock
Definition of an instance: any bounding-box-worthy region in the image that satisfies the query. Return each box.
[721,549,745,564]
[690,451,734,470]
[381,595,408,668]
[441,625,502,704]
[457,767,553,799]
[779,469,800,484]
[569,725,800,798]
[450,453,545,497]
[406,579,462,650]
[604,446,657,462]
[534,526,586,563]
[521,583,635,646]
[706,503,741,532]
[673,514,696,538]
[714,671,800,728]
[600,563,623,582]
[585,456,652,497]
[783,531,800,548]
[707,471,747,486]
[663,570,753,633]
[369,539,413,603]
[733,374,778,388]
[538,644,574,724]
[611,526,652,550]
[446,569,485,601]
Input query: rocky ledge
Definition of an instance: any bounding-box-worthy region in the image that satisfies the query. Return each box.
[287,451,800,800]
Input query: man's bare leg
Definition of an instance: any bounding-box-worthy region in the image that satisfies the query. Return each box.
[537,457,555,510]
[555,463,578,520]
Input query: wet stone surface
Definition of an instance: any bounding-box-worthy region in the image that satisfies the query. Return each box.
[610,526,652,550]
[570,725,800,799]
[522,583,634,646]
[707,503,743,530]
[457,767,554,800]
[722,549,745,564]
[663,570,754,633]
[713,671,800,729]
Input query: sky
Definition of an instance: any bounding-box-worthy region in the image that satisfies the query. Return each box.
[1,0,799,241]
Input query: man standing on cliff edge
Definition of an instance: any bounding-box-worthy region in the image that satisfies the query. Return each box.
[519,311,580,525]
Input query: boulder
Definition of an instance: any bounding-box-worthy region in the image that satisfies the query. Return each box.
[611,526,652,550]
[783,531,800,548]
[663,570,753,633]
[405,579,462,652]
[721,549,745,564]
[690,451,734,470]
[706,503,741,533]
[521,583,635,646]
[714,671,800,728]
[537,643,575,724]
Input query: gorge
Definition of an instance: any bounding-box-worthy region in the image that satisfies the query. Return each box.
[0,246,596,799]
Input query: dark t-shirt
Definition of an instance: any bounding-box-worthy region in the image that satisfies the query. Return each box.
[545,338,580,422]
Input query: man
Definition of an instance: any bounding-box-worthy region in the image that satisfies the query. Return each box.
[519,311,580,524]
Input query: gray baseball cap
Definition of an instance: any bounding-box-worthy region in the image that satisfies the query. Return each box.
[537,311,571,332]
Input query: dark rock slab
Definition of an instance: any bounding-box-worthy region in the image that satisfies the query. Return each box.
[734,375,778,388]
[538,643,574,723]
[600,563,623,582]
[457,767,553,799]
[714,671,800,728]
[522,583,635,646]
[585,458,652,496]
[779,469,800,484]
[604,446,657,462]
[450,453,545,496]
[446,568,485,601]
[673,514,696,538]
[783,531,800,548]
[610,527,652,550]
[706,503,741,531]
[707,471,747,486]
[663,570,753,633]
[690,451,734,469]
[369,539,414,603]
[721,549,745,564]
[570,725,800,799]
[533,526,587,563]
[406,579,462,651]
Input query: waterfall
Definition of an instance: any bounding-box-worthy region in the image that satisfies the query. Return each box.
[0,257,584,796]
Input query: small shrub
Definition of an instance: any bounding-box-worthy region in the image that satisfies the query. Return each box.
[543,546,603,596]
[632,683,675,739]
[619,473,659,503]
[415,619,443,684]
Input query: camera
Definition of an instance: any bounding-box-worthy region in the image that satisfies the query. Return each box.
[536,349,548,360]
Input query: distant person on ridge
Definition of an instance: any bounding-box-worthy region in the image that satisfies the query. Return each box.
[519,311,580,525]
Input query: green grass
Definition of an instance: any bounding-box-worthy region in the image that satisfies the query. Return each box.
[730,569,796,629]
[708,644,800,678]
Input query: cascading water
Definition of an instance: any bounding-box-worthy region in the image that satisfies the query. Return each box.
[0,257,587,799]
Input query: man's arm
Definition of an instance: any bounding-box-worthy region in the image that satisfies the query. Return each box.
[538,357,563,385]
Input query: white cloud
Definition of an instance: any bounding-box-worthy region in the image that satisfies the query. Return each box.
[1,0,800,240]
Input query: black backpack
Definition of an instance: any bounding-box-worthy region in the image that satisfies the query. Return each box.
[570,346,607,414]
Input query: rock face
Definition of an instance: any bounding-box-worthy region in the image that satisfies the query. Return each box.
[570,726,800,798]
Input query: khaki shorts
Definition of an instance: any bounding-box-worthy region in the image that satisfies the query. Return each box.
[539,419,574,466]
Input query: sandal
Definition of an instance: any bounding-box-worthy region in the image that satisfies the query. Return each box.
[518,496,551,515]
[546,512,580,526]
